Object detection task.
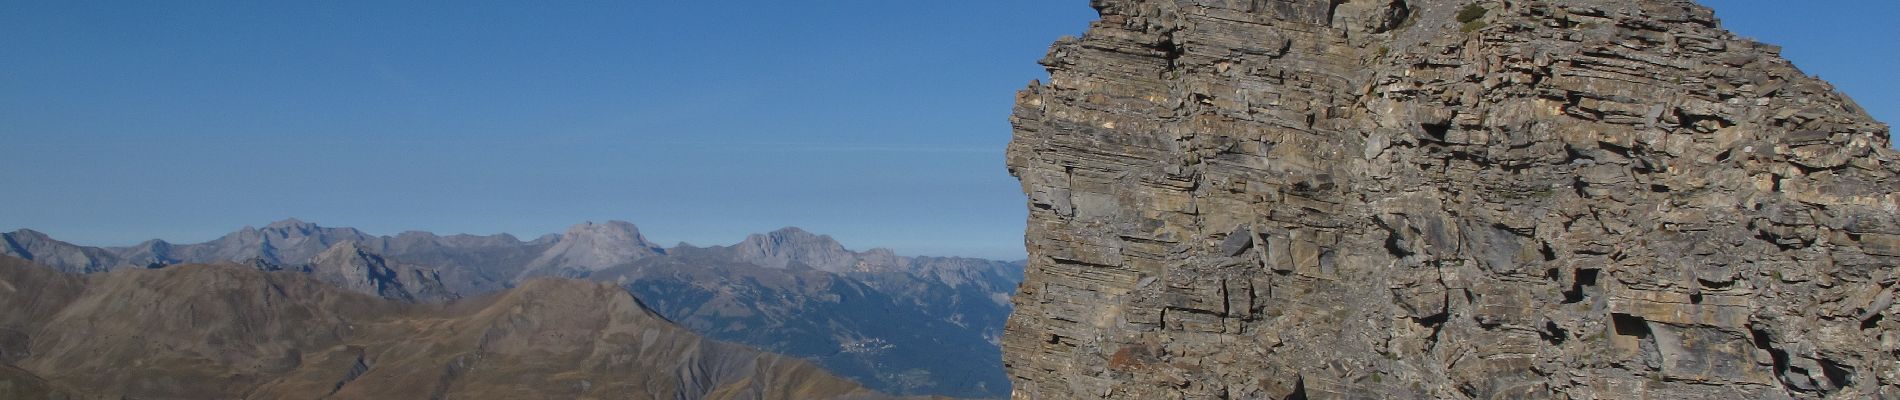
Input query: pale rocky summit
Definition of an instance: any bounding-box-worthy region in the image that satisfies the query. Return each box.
[733,227,862,272]
[1006,0,1896,398]
[304,241,458,303]
[517,220,666,279]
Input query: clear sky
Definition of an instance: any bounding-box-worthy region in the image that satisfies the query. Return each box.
[1,2,1893,260]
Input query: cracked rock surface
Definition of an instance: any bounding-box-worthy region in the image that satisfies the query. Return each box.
[1004,0,1897,398]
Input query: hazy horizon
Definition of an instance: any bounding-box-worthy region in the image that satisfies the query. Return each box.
[9,216,1031,261]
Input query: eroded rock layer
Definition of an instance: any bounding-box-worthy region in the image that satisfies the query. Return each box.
[1004,0,1897,398]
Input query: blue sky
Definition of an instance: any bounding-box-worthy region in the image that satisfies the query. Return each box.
[0,2,1892,259]
[1702,0,1900,125]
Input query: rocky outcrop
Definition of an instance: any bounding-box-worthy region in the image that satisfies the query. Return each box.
[0,256,889,400]
[1005,0,1896,398]
[733,227,862,272]
[3,219,383,273]
[304,242,458,302]
[516,220,666,279]
[1,229,122,273]
[179,218,383,266]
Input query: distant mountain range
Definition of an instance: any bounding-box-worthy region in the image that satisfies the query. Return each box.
[0,256,890,399]
[2,219,1023,398]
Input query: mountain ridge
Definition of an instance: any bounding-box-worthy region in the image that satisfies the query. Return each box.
[3,219,1023,398]
[3,219,1005,274]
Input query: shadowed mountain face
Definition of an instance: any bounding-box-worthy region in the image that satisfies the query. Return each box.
[0,256,890,400]
[3,220,1023,398]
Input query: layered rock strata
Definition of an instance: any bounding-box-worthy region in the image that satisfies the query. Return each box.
[1004,0,1897,398]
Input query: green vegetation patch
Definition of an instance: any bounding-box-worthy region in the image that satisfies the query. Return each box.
[1457,3,1488,33]
[1456,3,1488,23]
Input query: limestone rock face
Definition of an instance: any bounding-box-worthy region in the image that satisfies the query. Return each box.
[1004,0,1897,398]
[517,220,666,278]
[305,242,459,303]
[733,227,861,272]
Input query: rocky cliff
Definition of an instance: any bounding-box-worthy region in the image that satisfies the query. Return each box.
[1004,0,1897,398]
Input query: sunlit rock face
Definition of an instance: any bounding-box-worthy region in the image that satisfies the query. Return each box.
[1004,0,1898,398]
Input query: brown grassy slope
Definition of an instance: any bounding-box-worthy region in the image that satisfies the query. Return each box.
[0,256,887,400]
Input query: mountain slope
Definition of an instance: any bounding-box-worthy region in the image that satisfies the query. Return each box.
[731,227,860,272]
[0,256,889,400]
